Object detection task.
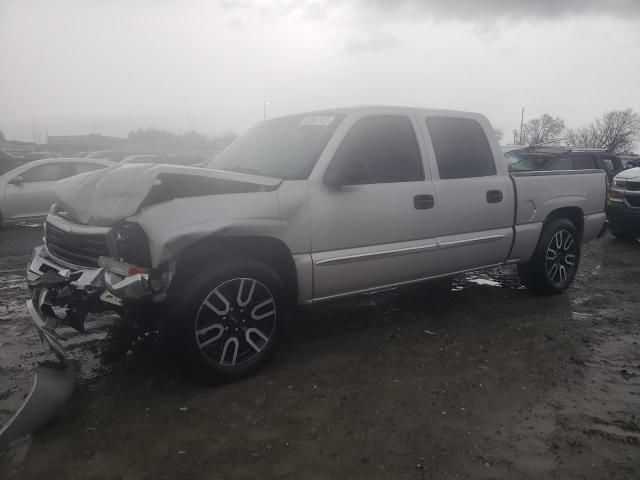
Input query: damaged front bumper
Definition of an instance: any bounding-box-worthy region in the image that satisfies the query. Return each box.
[26,245,156,363]
[1,246,155,447]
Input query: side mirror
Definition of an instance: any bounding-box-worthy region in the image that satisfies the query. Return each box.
[9,175,24,185]
[324,157,369,189]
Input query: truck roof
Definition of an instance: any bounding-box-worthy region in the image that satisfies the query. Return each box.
[275,105,484,118]
[511,146,616,157]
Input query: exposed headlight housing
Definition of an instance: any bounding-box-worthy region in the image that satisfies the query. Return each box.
[106,222,151,267]
[98,256,150,277]
[607,188,624,203]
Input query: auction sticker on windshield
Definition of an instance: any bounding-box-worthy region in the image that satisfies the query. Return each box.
[299,115,335,126]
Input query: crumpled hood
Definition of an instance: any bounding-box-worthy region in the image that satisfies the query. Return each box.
[54,164,282,226]
[615,167,640,181]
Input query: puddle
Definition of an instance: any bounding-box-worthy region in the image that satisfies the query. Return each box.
[451,268,525,292]
[466,277,502,287]
[571,312,595,321]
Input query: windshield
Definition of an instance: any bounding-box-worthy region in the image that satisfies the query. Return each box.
[209,113,345,179]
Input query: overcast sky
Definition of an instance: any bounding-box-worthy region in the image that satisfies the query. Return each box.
[1,0,639,142]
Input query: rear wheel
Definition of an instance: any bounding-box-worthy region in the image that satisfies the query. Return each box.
[165,259,288,381]
[518,218,581,295]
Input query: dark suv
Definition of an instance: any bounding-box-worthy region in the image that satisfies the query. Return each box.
[506,146,624,182]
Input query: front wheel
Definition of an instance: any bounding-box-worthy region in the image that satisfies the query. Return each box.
[165,259,289,381]
[518,218,581,295]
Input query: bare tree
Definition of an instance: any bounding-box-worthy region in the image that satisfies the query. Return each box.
[567,109,640,153]
[522,114,565,146]
[494,128,504,142]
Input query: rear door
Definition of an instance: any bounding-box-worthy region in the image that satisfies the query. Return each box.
[309,110,439,300]
[419,114,514,274]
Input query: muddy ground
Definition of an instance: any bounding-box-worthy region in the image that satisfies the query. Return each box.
[0,225,638,479]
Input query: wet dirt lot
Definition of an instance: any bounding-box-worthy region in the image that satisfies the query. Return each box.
[0,225,639,479]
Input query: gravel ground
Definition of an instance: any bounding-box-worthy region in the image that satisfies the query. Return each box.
[0,224,639,479]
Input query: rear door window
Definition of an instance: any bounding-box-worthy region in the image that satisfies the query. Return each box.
[426,117,496,179]
[572,155,597,169]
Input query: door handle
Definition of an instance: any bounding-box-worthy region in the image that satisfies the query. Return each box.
[486,190,503,203]
[414,194,435,210]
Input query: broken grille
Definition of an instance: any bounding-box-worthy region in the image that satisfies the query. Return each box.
[45,222,110,267]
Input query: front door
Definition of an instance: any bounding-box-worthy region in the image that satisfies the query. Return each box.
[309,110,439,300]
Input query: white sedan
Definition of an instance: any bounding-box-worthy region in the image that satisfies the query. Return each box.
[0,158,113,226]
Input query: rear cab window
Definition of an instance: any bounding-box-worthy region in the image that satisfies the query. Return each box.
[425,117,496,179]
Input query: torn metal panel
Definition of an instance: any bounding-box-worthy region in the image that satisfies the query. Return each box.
[0,362,78,450]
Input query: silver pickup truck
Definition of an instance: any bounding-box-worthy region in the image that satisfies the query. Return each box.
[26,106,607,379]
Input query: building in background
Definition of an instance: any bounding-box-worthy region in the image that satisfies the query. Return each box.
[46,133,126,156]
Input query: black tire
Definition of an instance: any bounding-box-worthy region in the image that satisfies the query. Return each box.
[164,258,289,381]
[517,218,581,295]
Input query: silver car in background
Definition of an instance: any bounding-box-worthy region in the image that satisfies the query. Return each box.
[0,158,113,226]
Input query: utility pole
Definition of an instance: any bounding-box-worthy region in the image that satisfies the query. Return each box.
[519,107,525,145]
[186,94,191,133]
[263,101,270,121]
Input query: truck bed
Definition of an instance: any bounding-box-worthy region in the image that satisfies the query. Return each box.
[508,169,607,262]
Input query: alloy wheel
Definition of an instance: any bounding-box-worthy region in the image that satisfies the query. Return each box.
[545,229,577,286]
[194,278,277,367]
